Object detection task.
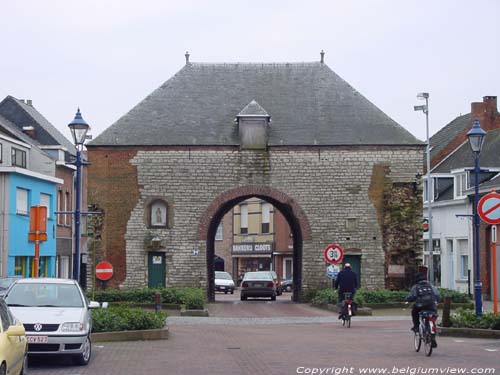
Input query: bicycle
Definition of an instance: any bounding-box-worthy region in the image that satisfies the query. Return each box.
[339,292,354,328]
[414,310,438,356]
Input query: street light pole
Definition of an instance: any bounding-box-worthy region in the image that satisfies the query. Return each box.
[68,109,90,282]
[414,92,434,283]
[467,119,486,317]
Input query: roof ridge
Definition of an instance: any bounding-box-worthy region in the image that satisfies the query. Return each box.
[189,62,322,67]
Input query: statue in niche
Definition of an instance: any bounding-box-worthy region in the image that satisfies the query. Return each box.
[151,202,167,226]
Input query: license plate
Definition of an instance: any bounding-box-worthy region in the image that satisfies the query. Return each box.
[220,286,225,289]
[27,336,48,344]
[253,283,263,287]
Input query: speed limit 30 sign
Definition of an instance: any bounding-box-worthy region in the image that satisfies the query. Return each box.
[324,244,344,264]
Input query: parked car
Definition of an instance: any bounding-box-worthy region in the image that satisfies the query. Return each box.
[214,271,235,294]
[4,278,100,366]
[268,271,283,295]
[240,271,277,301]
[0,298,27,375]
[281,278,293,292]
[0,276,23,297]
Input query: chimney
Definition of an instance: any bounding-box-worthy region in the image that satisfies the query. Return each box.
[22,126,36,138]
[471,96,499,132]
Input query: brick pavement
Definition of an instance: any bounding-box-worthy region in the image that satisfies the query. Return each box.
[28,298,500,375]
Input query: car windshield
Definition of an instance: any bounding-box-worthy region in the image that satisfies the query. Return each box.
[215,272,232,280]
[5,283,84,308]
[243,272,273,281]
[0,277,18,290]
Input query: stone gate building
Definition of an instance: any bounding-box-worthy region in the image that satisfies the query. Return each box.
[87,53,424,301]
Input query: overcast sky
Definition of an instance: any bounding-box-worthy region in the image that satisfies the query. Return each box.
[1,0,499,144]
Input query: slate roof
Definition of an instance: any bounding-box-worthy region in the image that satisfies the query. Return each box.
[433,128,500,173]
[238,100,270,117]
[0,96,76,154]
[90,62,422,147]
[430,113,471,160]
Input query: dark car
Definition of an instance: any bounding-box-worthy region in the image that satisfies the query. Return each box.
[240,271,277,301]
[281,278,293,292]
[0,276,23,297]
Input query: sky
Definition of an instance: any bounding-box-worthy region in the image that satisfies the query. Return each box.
[1,0,499,144]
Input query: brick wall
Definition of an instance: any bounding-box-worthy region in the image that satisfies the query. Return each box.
[87,145,423,297]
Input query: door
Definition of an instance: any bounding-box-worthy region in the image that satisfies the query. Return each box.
[343,255,361,287]
[148,252,166,288]
[283,258,293,279]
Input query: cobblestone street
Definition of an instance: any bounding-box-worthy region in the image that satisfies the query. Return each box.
[28,297,500,375]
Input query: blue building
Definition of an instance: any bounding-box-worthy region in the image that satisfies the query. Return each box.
[0,114,62,277]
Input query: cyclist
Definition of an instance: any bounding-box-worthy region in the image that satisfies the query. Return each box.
[334,263,358,317]
[405,272,441,346]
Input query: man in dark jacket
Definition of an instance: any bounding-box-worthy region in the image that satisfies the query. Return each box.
[334,263,358,304]
[405,272,441,333]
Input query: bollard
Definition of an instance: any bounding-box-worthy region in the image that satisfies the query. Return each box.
[154,292,162,312]
[441,297,452,327]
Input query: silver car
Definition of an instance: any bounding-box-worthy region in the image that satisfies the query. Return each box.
[240,271,277,301]
[4,278,99,366]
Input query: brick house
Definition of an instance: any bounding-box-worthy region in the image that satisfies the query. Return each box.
[87,53,424,300]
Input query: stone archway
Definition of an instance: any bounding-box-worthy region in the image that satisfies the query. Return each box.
[198,185,311,302]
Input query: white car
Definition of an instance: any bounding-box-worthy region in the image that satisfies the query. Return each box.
[214,271,235,294]
[4,278,99,366]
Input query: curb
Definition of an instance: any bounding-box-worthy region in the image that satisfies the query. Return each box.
[180,308,209,317]
[312,303,373,316]
[91,326,169,342]
[439,327,500,339]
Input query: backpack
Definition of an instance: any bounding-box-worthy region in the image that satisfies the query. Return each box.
[415,283,436,308]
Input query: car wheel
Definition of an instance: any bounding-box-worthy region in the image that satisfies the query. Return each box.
[241,295,247,301]
[224,291,228,294]
[285,285,292,292]
[0,362,6,375]
[271,295,276,301]
[73,335,92,366]
[230,290,234,294]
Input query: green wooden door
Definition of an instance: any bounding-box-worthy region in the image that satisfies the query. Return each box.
[343,255,361,287]
[148,252,166,288]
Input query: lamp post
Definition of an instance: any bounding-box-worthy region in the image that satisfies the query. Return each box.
[68,109,90,282]
[467,119,486,317]
[414,92,434,283]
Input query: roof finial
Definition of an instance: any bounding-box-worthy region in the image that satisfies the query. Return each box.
[320,50,325,64]
[185,51,190,64]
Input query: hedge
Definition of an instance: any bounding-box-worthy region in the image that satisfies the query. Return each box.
[92,306,167,333]
[450,308,500,330]
[89,287,205,310]
[310,288,470,307]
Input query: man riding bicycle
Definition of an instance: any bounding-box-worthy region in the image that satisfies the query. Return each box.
[405,272,441,345]
[334,263,358,318]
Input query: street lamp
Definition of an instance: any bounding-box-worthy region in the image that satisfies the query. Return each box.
[414,92,434,283]
[68,108,90,282]
[467,119,486,317]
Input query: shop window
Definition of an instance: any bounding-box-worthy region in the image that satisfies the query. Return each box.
[14,256,49,277]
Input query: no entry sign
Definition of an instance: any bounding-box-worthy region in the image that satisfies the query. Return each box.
[478,192,500,225]
[96,261,114,281]
[324,244,344,264]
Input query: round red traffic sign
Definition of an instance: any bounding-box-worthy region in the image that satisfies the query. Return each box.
[95,261,114,281]
[478,192,500,225]
[324,244,344,264]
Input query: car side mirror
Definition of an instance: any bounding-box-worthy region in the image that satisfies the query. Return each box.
[88,301,100,309]
[6,325,25,337]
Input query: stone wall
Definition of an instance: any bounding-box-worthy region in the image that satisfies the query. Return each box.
[87,145,423,297]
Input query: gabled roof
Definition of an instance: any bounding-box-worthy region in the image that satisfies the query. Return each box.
[0,96,75,154]
[430,113,471,160]
[90,62,422,147]
[433,128,500,173]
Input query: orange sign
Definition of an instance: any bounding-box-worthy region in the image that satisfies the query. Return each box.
[29,206,47,233]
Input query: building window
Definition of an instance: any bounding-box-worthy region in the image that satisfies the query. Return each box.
[58,256,70,278]
[57,190,63,225]
[240,204,248,234]
[261,203,271,233]
[457,239,468,280]
[14,256,49,277]
[454,172,468,199]
[423,178,434,202]
[215,223,223,241]
[16,188,28,215]
[11,147,27,168]
[65,192,71,226]
[0,143,2,163]
[40,193,51,219]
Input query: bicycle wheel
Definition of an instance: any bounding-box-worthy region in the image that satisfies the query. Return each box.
[414,332,422,352]
[424,329,433,356]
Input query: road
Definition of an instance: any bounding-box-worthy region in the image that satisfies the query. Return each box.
[28,291,500,375]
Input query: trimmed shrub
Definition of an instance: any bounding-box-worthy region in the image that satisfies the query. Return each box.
[450,309,500,330]
[92,306,167,333]
[437,288,470,303]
